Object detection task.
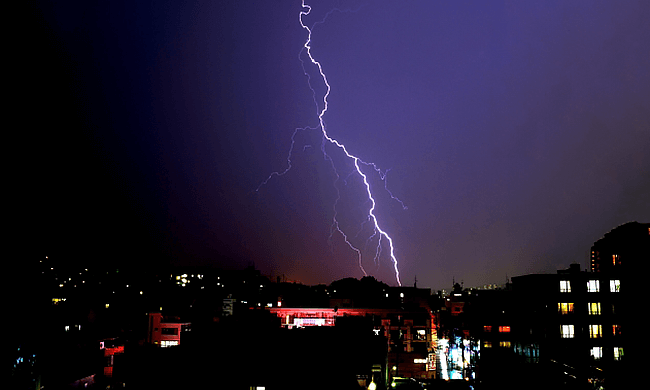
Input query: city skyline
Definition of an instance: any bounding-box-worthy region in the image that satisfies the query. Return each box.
[18,0,650,290]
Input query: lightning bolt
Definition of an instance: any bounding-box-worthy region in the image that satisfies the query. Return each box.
[257,1,405,286]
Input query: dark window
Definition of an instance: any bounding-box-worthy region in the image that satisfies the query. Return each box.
[161,327,179,335]
[412,342,428,354]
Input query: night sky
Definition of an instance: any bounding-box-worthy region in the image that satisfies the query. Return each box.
[20,0,649,290]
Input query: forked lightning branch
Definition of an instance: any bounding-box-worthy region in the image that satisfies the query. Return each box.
[257,1,406,286]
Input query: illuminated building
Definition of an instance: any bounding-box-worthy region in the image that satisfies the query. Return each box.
[269,305,437,385]
[506,262,627,386]
[473,223,647,386]
[590,221,648,273]
[146,313,191,347]
[99,339,124,379]
[436,284,481,382]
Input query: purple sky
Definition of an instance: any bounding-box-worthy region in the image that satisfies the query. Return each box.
[21,1,649,290]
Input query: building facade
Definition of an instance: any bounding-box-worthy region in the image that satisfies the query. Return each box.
[268,306,438,385]
[146,313,190,348]
[510,264,624,368]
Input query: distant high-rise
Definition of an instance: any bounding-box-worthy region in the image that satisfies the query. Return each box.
[590,221,649,273]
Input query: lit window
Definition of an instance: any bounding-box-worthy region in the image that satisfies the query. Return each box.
[614,347,623,361]
[499,341,511,348]
[610,280,620,292]
[612,324,621,336]
[560,325,574,338]
[589,325,602,338]
[498,326,510,333]
[483,325,492,332]
[588,302,601,315]
[160,340,179,348]
[482,341,492,348]
[587,280,600,292]
[558,302,574,315]
[590,347,602,359]
[612,254,620,266]
[560,280,571,293]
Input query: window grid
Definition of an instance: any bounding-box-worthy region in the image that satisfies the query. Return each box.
[560,280,571,293]
[560,325,574,338]
[590,347,602,359]
[558,302,574,315]
[587,302,601,315]
[589,325,602,338]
